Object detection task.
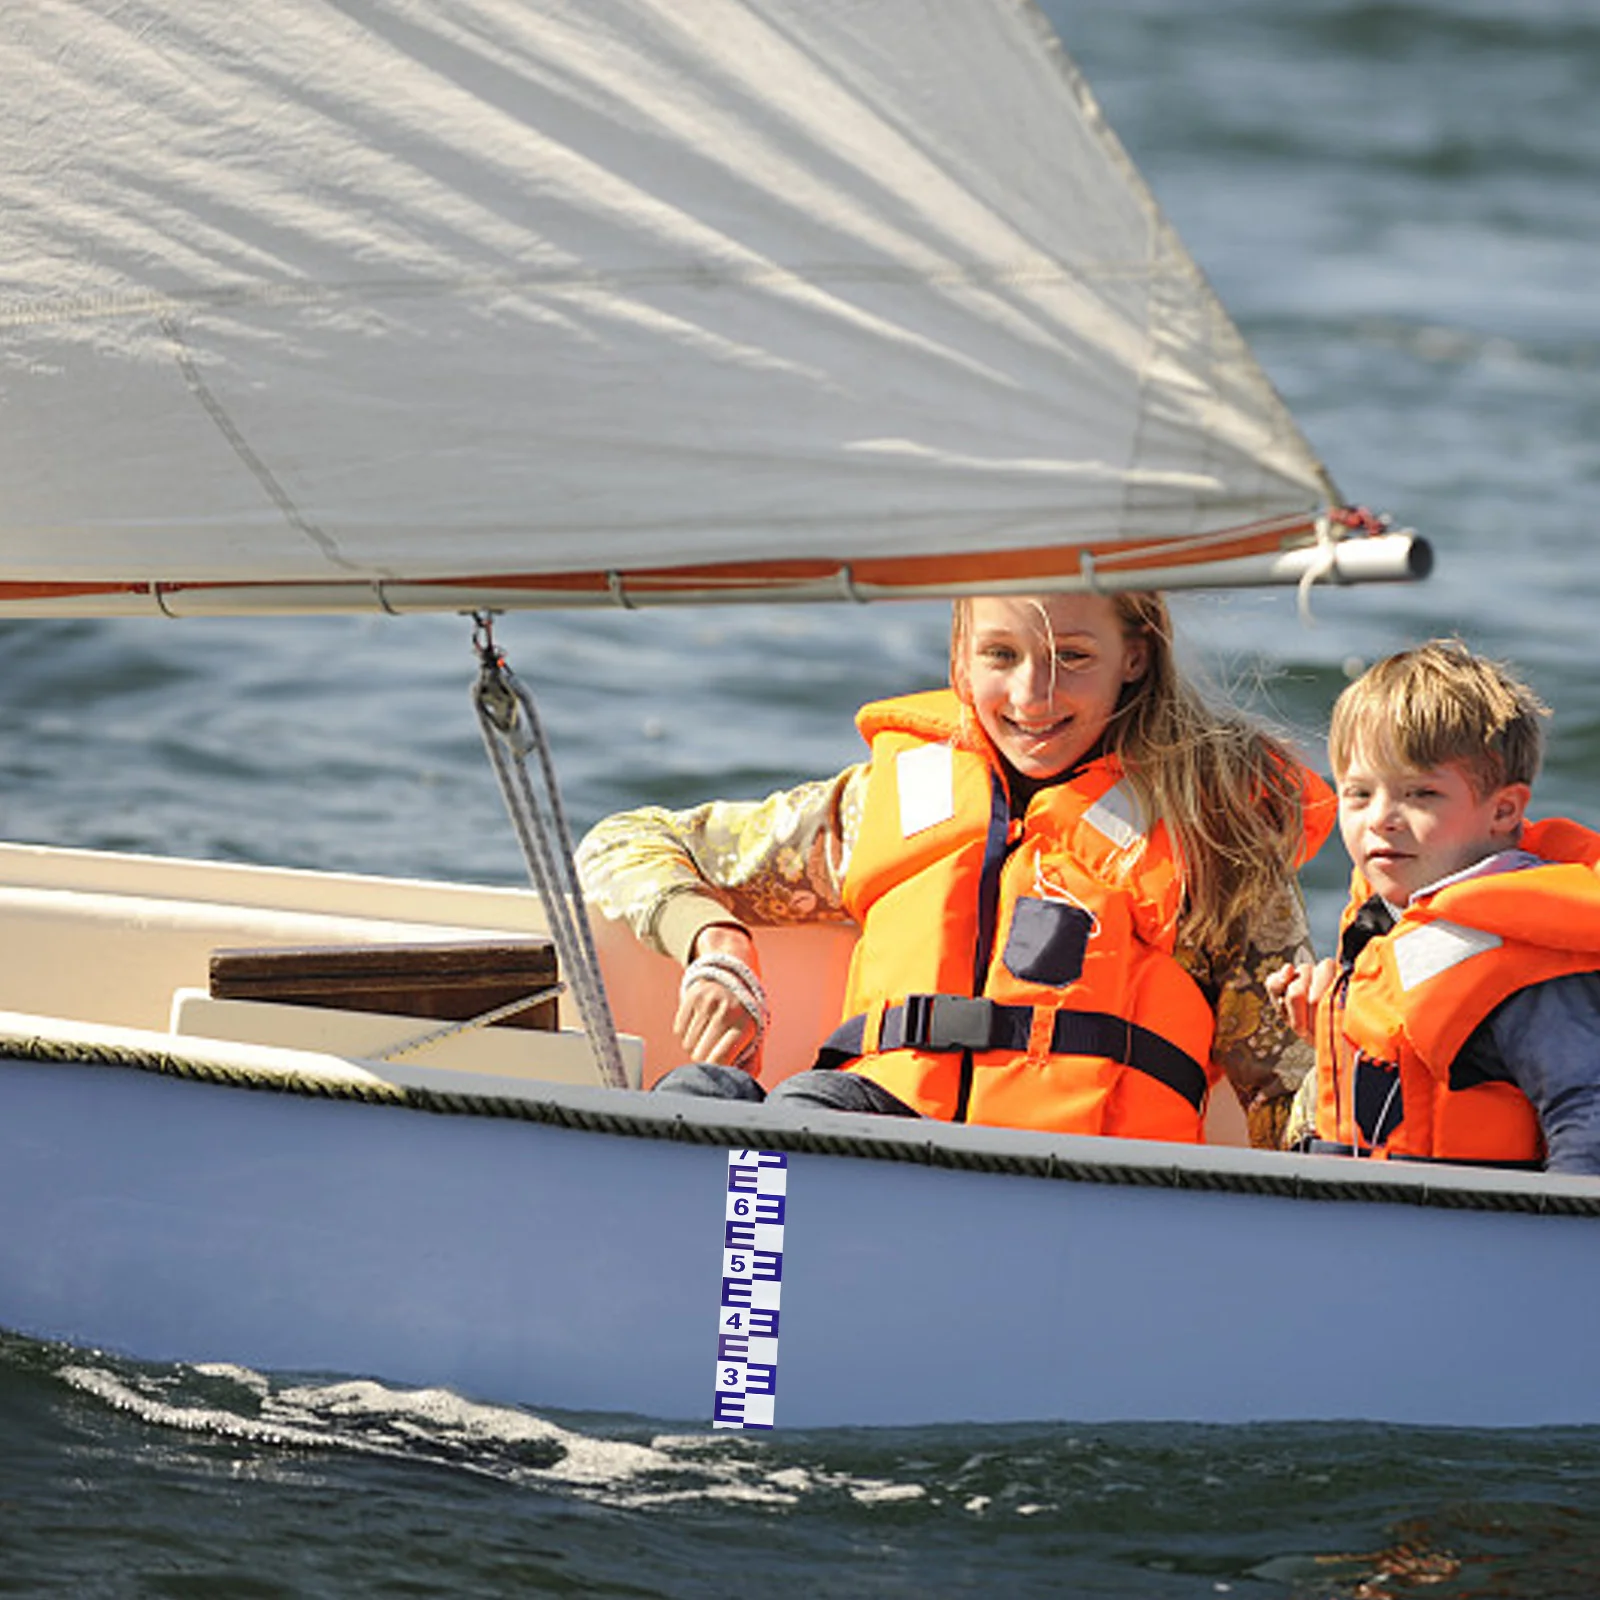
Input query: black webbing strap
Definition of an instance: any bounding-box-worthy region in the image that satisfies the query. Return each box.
[815,995,1208,1112]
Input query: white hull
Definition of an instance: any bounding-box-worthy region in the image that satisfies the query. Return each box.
[1,842,1597,1429]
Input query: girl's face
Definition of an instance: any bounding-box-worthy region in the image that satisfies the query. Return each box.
[956,594,1148,781]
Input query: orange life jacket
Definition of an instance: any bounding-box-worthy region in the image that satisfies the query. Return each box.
[822,689,1331,1139]
[1315,817,1600,1165]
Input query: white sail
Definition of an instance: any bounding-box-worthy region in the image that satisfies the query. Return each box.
[0,0,1422,616]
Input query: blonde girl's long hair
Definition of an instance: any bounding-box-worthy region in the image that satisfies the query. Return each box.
[951,592,1310,952]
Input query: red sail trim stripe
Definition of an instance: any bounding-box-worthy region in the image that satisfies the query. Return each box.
[0,516,1322,606]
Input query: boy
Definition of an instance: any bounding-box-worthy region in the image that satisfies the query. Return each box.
[1270,639,1600,1175]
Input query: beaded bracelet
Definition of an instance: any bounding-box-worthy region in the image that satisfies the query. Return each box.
[680,950,770,1070]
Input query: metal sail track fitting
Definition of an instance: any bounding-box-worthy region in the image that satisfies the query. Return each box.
[470,612,629,1089]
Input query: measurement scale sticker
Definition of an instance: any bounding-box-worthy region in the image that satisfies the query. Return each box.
[711,1149,786,1430]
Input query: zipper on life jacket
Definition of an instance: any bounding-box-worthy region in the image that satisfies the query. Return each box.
[1323,963,1352,1147]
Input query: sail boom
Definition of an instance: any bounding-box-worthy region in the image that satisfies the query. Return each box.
[0,530,1429,620]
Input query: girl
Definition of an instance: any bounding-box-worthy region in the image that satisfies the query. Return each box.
[577,590,1331,1148]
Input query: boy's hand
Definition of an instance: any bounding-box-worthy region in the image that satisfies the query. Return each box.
[1266,957,1336,1043]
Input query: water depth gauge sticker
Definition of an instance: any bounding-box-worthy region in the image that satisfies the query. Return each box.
[712,1149,786,1429]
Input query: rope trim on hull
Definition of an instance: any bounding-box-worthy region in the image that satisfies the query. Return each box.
[5,1030,1598,1219]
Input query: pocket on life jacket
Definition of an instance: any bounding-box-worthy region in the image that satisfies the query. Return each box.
[1001,896,1091,987]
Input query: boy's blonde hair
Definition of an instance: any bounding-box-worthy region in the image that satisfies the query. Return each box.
[1328,639,1549,796]
[950,592,1310,952]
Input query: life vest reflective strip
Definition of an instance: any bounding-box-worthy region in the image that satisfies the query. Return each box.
[828,688,1328,1139]
[1315,817,1600,1163]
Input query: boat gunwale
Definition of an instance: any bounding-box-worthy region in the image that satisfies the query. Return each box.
[6,1015,1598,1220]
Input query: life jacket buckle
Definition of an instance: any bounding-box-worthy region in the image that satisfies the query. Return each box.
[902,993,996,1052]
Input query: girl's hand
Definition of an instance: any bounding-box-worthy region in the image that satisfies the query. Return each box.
[1266,957,1335,1043]
[676,924,766,1072]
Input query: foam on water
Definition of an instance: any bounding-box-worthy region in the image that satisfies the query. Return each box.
[51,1357,947,1512]
[51,1353,1198,1523]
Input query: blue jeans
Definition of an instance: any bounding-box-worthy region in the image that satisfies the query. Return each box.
[653,1062,921,1118]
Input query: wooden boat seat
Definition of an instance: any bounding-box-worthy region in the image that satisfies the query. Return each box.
[169,987,643,1088]
[207,938,561,1030]
[174,936,645,1087]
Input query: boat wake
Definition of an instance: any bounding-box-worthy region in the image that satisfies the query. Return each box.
[51,1354,898,1511]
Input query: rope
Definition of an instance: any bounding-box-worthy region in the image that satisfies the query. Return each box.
[1295,513,1342,624]
[8,1027,1597,1219]
[469,614,630,1089]
[369,982,566,1062]
[1297,505,1392,623]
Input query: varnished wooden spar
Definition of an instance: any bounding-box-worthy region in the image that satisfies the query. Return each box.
[208,940,560,1032]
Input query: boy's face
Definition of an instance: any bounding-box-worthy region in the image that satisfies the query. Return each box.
[1336,744,1529,905]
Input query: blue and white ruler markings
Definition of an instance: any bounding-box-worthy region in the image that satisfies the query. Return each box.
[712,1148,787,1429]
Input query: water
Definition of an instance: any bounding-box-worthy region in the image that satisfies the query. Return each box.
[3,0,1600,1593]
[9,1335,1600,1599]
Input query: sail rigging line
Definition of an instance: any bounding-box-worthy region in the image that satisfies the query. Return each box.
[470,613,630,1091]
[1296,515,1344,624]
[369,984,569,1065]
[1295,506,1396,624]
[160,313,360,577]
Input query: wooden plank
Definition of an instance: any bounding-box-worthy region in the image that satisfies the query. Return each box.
[209,939,559,1030]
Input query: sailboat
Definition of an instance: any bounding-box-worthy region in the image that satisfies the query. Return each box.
[4,0,1589,1434]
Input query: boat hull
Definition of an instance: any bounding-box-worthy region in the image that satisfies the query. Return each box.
[5,1052,1598,1429]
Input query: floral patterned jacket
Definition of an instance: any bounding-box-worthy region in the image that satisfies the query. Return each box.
[575,762,1316,1149]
